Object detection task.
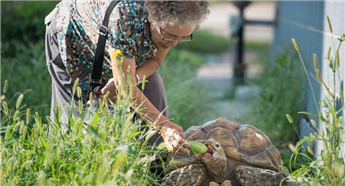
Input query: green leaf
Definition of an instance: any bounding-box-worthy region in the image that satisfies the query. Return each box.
[157,142,168,150]
[145,130,157,142]
[321,81,335,99]
[86,126,105,140]
[298,111,327,122]
[295,136,314,149]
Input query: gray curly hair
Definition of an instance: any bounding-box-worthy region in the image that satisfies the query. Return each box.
[144,0,210,29]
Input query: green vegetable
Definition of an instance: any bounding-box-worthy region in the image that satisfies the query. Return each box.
[188,141,207,154]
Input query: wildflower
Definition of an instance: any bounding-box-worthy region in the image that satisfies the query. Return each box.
[26,108,31,124]
[291,38,299,51]
[326,15,332,33]
[327,47,331,61]
[313,53,318,70]
[16,94,23,109]
[286,114,293,123]
[3,80,8,93]
[288,143,296,152]
[141,75,146,90]
[77,87,82,98]
[72,78,79,96]
[113,49,122,57]
[316,69,322,83]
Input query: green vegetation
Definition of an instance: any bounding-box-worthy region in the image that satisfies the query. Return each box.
[250,53,304,148]
[160,48,217,129]
[1,1,56,117]
[1,41,52,118]
[288,22,345,185]
[175,29,231,54]
[0,80,161,185]
[0,2,219,184]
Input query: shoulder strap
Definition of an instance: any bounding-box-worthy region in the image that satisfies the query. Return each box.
[89,0,120,94]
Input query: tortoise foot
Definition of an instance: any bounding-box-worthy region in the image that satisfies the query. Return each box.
[209,180,232,186]
[162,164,207,186]
[209,181,219,186]
[221,180,232,186]
[235,165,286,186]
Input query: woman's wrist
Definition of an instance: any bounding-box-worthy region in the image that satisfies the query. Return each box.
[153,121,169,134]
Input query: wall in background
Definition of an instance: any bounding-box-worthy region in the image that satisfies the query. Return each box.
[271,1,345,154]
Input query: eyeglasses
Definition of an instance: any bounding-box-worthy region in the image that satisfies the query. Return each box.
[160,27,193,42]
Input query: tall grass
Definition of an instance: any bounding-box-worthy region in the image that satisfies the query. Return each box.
[0,78,161,185]
[288,17,345,185]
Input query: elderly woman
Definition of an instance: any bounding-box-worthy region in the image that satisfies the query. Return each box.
[45,0,209,156]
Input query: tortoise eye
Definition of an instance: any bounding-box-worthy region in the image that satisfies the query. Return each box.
[216,144,220,148]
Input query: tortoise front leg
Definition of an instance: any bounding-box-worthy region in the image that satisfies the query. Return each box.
[235,165,286,186]
[161,164,207,186]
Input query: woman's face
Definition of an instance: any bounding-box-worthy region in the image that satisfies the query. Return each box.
[150,23,194,50]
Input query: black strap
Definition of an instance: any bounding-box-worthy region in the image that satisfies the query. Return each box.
[89,0,120,94]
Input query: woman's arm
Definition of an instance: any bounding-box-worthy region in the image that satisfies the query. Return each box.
[135,47,170,81]
[108,48,190,154]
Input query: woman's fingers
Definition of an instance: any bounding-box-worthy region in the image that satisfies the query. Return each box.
[161,122,190,154]
[99,79,117,101]
[169,132,190,154]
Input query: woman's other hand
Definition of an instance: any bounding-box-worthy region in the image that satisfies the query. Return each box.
[160,122,191,154]
[99,78,117,103]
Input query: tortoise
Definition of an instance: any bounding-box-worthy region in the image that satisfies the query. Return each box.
[161,118,290,186]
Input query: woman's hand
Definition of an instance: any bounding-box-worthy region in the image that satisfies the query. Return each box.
[99,78,117,103]
[160,122,191,154]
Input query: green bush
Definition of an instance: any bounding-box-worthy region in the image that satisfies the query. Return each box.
[1,1,56,44]
[251,53,304,148]
[175,29,231,54]
[160,48,217,129]
[1,1,55,117]
[1,41,51,118]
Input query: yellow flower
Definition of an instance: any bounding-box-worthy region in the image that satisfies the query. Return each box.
[141,75,146,90]
[113,49,122,57]
[291,38,299,51]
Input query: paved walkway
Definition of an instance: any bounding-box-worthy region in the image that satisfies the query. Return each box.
[196,2,275,124]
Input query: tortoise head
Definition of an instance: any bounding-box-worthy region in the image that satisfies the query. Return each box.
[199,138,228,182]
[200,138,227,164]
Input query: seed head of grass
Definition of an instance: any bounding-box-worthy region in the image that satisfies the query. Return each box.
[291,38,299,51]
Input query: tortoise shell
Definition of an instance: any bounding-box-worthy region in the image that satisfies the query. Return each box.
[185,118,283,172]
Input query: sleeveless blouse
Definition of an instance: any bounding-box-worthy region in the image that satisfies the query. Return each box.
[55,0,157,91]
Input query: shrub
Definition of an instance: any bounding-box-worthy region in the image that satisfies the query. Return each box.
[1,1,56,45]
[1,41,51,118]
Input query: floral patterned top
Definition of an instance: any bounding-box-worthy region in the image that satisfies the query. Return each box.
[56,0,157,91]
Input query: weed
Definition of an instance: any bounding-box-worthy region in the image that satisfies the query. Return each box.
[288,16,345,185]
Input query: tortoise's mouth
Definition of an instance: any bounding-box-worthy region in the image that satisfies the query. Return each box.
[202,145,215,158]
